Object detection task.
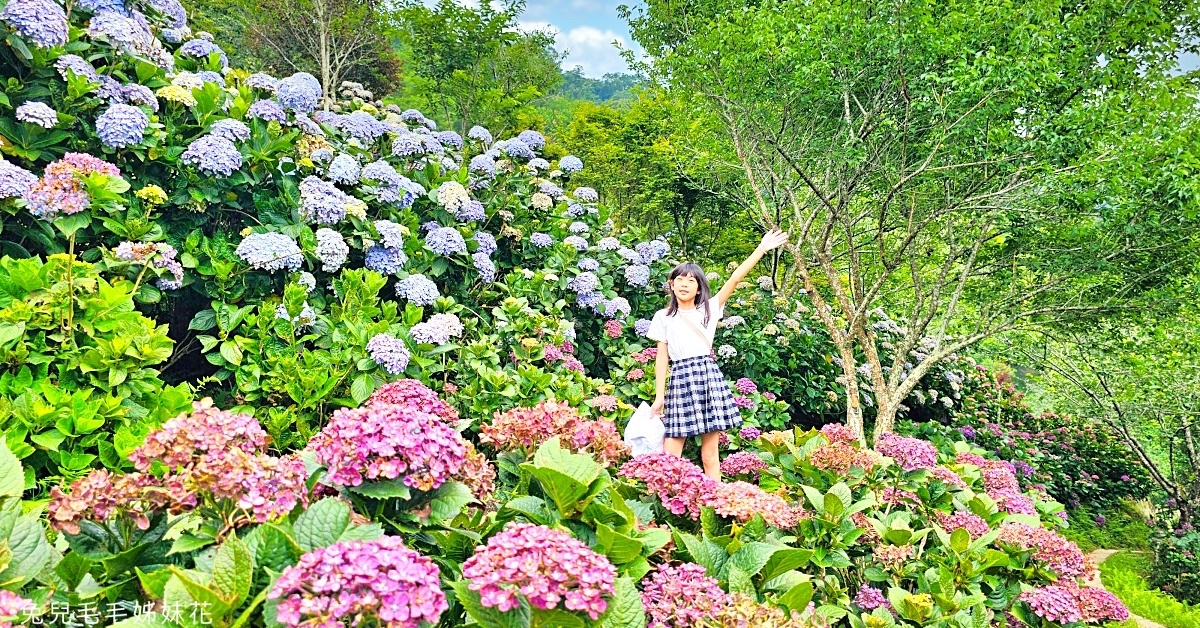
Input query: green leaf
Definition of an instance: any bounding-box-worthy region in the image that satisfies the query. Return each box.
[168,533,214,556]
[501,496,554,526]
[168,568,232,619]
[759,548,813,583]
[293,498,351,552]
[346,478,411,500]
[428,481,473,524]
[949,528,970,553]
[219,341,243,366]
[531,609,585,628]
[451,580,531,628]
[55,551,93,590]
[599,577,645,628]
[0,513,50,586]
[596,523,643,564]
[779,581,814,613]
[726,542,778,579]
[211,535,253,608]
[0,441,23,498]
[824,493,844,518]
[521,437,601,515]
[337,523,384,542]
[137,567,174,600]
[109,613,182,628]
[244,524,301,574]
[350,374,373,405]
[726,564,755,595]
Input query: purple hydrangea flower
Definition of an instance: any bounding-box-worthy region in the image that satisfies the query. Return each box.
[197,70,225,86]
[207,119,250,143]
[604,297,631,319]
[596,236,620,250]
[564,236,588,251]
[245,72,278,91]
[499,139,535,161]
[55,55,98,81]
[399,109,425,124]
[410,313,464,345]
[568,221,589,234]
[247,99,288,123]
[142,0,187,28]
[559,155,583,173]
[426,227,466,256]
[468,154,496,176]
[0,159,37,200]
[391,133,424,158]
[624,264,650,287]
[365,333,410,375]
[181,135,242,177]
[467,125,492,143]
[527,157,550,171]
[568,272,599,294]
[578,258,600,272]
[739,426,761,440]
[299,175,361,224]
[958,425,977,440]
[291,115,324,136]
[457,200,486,222]
[473,252,496,282]
[1,0,68,48]
[360,160,412,207]
[395,274,439,306]
[77,0,128,14]
[179,38,228,67]
[364,245,407,275]
[474,231,497,256]
[16,102,57,128]
[314,228,348,272]
[434,130,463,149]
[276,72,321,113]
[339,111,386,142]
[421,135,444,156]
[516,129,545,150]
[574,187,598,202]
[236,232,302,272]
[577,291,603,308]
[875,433,938,471]
[122,84,159,111]
[530,233,553,248]
[95,103,148,148]
[854,584,889,611]
[326,153,360,185]
[634,318,652,337]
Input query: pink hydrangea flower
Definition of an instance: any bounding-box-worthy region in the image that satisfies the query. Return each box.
[1020,585,1081,623]
[936,511,991,539]
[306,402,467,491]
[604,319,623,338]
[625,368,644,381]
[25,152,122,218]
[733,395,755,409]
[720,451,767,477]
[0,590,35,627]
[734,377,758,394]
[1076,586,1129,623]
[129,398,268,472]
[641,563,727,627]
[589,394,619,412]
[368,379,460,423]
[820,423,857,444]
[480,401,628,466]
[563,356,585,372]
[853,584,889,611]
[997,523,1089,578]
[269,536,447,628]
[874,432,938,471]
[928,465,968,489]
[706,481,804,529]
[463,523,615,620]
[543,344,564,362]
[619,452,716,518]
[809,442,880,474]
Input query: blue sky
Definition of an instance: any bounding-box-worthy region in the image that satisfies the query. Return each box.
[516,0,642,77]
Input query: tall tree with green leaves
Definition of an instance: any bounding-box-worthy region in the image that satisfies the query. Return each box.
[623,0,1200,440]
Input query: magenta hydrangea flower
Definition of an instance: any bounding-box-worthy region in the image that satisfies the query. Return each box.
[641,563,727,628]
[733,395,755,409]
[734,377,758,394]
[820,422,857,444]
[853,584,889,610]
[1076,586,1129,623]
[936,511,991,539]
[619,452,716,519]
[0,589,36,625]
[25,152,121,218]
[269,536,447,628]
[306,402,467,492]
[720,451,767,477]
[463,523,616,620]
[1020,585,1082,623]
[129,399,268,472]
[997,522,1088,578]
[368,379,459,423]
[739,426,761,440]
[874,432,938,471]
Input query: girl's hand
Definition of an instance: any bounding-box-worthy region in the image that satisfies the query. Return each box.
[650,396,665,417]
[757,229,789,252]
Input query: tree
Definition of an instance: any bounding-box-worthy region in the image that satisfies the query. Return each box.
[623,0,1200,441]
[393,0,564,135]
[245,0,398,102]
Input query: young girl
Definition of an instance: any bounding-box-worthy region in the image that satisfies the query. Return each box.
[647,229,789,480]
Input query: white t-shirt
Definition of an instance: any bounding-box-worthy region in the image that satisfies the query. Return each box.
[646,296,724,361]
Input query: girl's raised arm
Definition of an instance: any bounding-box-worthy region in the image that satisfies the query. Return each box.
[716,229,789,306]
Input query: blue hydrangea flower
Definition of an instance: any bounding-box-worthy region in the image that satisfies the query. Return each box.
[88,12,166,68]
[298,175,359,224]
[604,297,631,319]
[624,264,651,287]
[435,131,463,149]
[517,129,545,150]
[475,231,497,256]
[563,236,589,251]
[208,118,250,142]
[635,318,652,336]
[426,227,466,256]
[276,72,321,113]
[473,251,496,282]
[197,71,225,86]
[421,135,444,156]
[498,139,535,161]
[364,245,407,275]
[1,0,68,48]
[529,233,553,248]
[527,157,550,172]
[96,103,148,148]
[314,227,349,272]
[577,257,599,272]
[97,75,126,102]
[574,187,598,202]
[313,110,341,125]
[395,274,439,306]
[565,203,586,218]
[142,0,187,28]
[0,159,37,199]
[618,248,644,264]
[391,133,423,158]
[467,125,492,144]
[15,102,57,128]
[399,109,426,124]
[309,148,333,164]
[568,272,599,294]
[326,153,360,184]
[373,220,405,249]
[55,55,98,82]
[559,155,583,173]
[569,221,589,234]
[122,84,159,111]
[77,0,128,14]
[161,27,186,43]
[245,72,278,91]
[181,135,242,177]
[539,181,564,198]
[421,221,440,234]
[179,38,228,67]
[468,154,496,177]
[360,160,412,206]
[651,239,671,257]
[577,291,603,308]
[247,99,287,123]
[410,313,463,345]
[339,111,386,142]
[635,241,660,263]
[457,200,486,222]
[291,115,324,136]
[236,232,301,272]
[367,333,410,375]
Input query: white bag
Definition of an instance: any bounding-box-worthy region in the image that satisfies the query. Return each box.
[624,402,665,456]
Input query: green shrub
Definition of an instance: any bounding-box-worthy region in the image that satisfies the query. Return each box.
[1149,530,1200,605]
[1059,505,1152,553]
[1101,551,1200,628]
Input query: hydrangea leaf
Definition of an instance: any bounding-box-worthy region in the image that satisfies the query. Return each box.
[521,437,601,516]
[595,522,642,564]
[599,577,646,628]
[530,609,585,628]
[500,496,555,526]
[337,522,384,543]
[346,478,411,500]
[759,548,814,584]
[0,441,23,498]
[293,497,351,552]
[210,535,253,608]
[165,569,230,627]
[726,563,755,596]
[427,481,473,524]
[450,580,531,628]
[779,581,814,613]
[242,524,301,574]
[0,513,50,586]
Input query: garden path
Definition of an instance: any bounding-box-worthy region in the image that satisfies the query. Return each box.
[1087,550,1166,628]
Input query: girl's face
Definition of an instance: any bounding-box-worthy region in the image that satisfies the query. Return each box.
[671,274,700,303]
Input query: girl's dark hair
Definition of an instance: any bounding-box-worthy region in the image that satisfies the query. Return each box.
[665,262,713,326]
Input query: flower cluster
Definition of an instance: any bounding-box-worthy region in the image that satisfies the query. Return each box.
[410,313,464,345]
[96,103,148,148]
[936,511,991,539]
[16,101,57,128]
[48,468,192,534]
[314,228,349,272]
[368,379,459,423]
[236,232,302,272]
[453,441,497,504]
[809,442,881,474]
[306,402,467,491]
[641,562,728,627]
[299,175,363,224]
[425,226,467,256]
[707,481,805,528]
[734,377,758,394]
[366,333,410,375]
[481,401,628,466]
[0,158,36,200]
[269,536,447,628]
[1,0,68,48]
[462,522,616,620]
[996,522,1089,578]
[181,135,243,177]
[395,274,440,305]
[619,452,716,518]
[276,72,321,112]
[720,451,768,477]
[853,585,889,611]
[875,432,938,471]
[25,152,121,218]
[0,590,34,627]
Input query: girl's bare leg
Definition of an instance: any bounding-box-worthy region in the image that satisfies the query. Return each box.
[700,432,721,480]
[664,437,685,456]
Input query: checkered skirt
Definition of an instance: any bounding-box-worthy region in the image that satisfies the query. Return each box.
[663,354,742,438]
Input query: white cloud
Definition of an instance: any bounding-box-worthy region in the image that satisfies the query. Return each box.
[515,23,629,77]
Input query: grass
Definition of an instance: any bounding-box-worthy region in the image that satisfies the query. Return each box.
[1100,551,1200,628]
[1061,506,1152,552]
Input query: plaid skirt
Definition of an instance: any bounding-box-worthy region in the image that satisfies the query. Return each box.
[663,355,742,438]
